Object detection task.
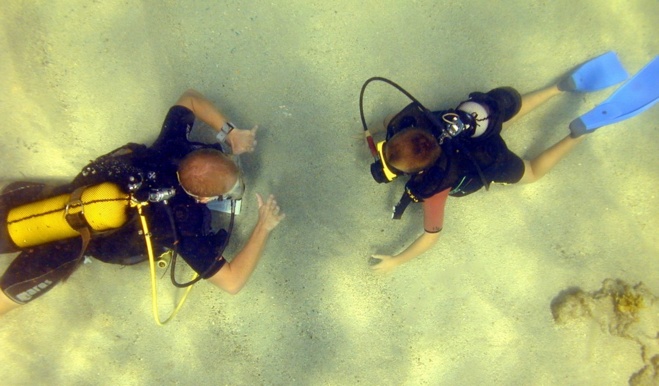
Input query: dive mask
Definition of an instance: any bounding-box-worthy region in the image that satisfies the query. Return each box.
[370,140,404,183]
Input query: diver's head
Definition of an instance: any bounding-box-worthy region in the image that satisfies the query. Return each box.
[371,127,441,183]
[384,127,441,174]
[177,149,245,203]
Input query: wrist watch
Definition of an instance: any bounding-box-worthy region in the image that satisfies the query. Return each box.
[216,121,235,143]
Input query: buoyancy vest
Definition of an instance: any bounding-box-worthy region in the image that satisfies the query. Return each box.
[390,90,512,203]
[387,92,515,218]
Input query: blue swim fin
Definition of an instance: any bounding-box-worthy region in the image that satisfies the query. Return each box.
[558,51,629,92]
[569,55,659,137]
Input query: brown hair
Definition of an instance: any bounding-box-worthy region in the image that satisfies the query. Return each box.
[177,149,238,197]
[384,128,440,173]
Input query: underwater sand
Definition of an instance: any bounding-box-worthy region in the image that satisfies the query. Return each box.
[1,1,658,385]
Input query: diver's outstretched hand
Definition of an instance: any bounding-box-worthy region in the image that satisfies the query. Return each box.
[369,254,400,274]
[255,193,285,232]
[228,125,259,155]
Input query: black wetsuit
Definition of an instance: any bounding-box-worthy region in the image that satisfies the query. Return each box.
[0,106,227,304]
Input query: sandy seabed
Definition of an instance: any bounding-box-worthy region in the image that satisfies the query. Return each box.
[1,1,658,385]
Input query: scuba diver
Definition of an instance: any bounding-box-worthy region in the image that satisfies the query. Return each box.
[363,52,658,273]
[0,89,285,317]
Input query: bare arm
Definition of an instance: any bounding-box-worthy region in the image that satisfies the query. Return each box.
[397,231,441,261]
[370,190,447,273]
[370,231,441,274]
[175,89,230,131]
[208,194,285,294]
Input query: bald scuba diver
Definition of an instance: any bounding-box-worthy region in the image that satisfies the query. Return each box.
[0,89,285,317]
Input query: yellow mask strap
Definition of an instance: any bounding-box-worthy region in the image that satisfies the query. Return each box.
[376,141,399,182]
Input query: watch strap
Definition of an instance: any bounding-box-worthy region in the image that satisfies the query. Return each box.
[216,122,235,143]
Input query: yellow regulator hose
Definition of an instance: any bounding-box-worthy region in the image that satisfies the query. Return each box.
[132,199,197,325]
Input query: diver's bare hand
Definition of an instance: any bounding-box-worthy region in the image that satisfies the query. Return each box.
[255,193,285,232]
[228,125,259,155]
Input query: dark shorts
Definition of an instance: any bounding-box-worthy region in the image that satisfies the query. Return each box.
[465,86,523,136]
[476,87,525,183]
[484,87,523,123]
[489,148,525,184]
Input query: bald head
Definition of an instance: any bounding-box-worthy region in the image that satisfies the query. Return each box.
[177,149,238,197]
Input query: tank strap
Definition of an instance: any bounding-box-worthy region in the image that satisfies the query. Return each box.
[62,187,93,280]
[64,186,90,231]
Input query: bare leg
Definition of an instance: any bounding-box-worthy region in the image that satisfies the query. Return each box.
[505,81,584,183]
[0,290,20,316]
[519,135,586,183]
[504,84,563,129]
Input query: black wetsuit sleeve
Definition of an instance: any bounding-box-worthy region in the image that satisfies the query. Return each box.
[151,106,196,152]
[178,231,227,278]
[167,200,228,279]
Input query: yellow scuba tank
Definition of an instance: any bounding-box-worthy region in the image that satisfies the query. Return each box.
[6,182,131,248]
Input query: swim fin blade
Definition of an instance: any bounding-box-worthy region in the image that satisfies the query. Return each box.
[569,55,659,137]
[558,51,629,92]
